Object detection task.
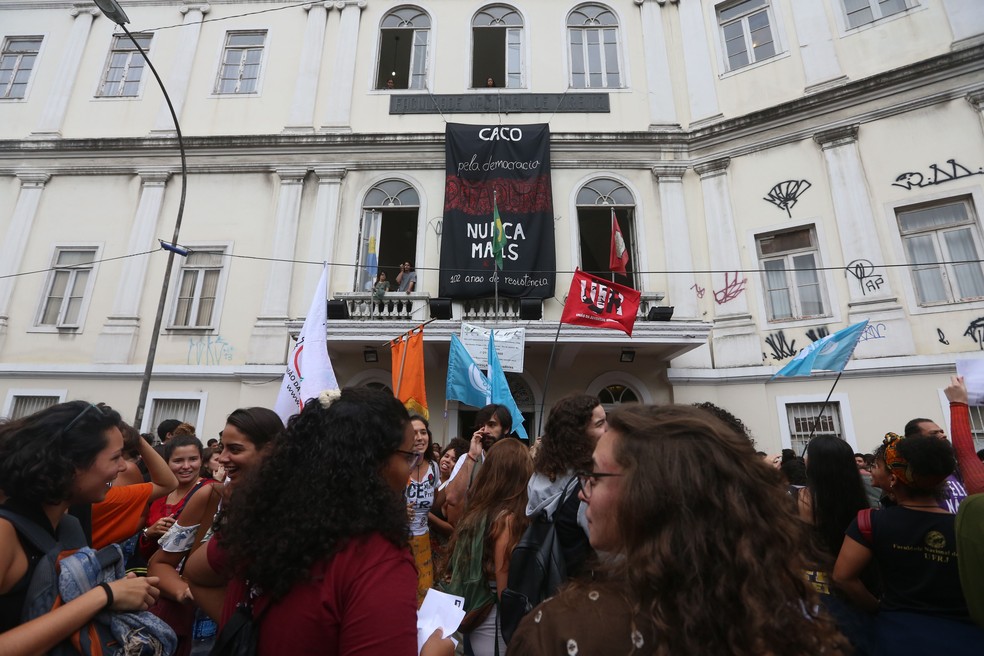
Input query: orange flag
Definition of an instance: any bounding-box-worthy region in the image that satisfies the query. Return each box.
[391,328,428,419]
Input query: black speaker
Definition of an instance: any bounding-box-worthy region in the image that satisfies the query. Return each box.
[647,306,674,322]
[519,298,542,320]
[326,300,349,320]
[429,298,452,320]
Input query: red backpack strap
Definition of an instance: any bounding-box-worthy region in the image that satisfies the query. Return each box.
[857,508,873,545]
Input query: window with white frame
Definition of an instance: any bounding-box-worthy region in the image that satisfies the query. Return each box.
[98,33,151,97]
[36,248,98,329]
[757,227,828,321]
[4,394,61,420]
[598,384,637,410]
[842,0,912,30]
[576,178,639,289]
[966,405,984,452]
[1,36,42,99]
[786,401,843,454]
[148,397,201,432]
[896,197,984,306]
[717,0,778,71]
[214,31,266,94]
[357,180,420,291]
[170,249,226,329]
[377,7,430,90]
[567,4,622,89]
[472,5,524,89]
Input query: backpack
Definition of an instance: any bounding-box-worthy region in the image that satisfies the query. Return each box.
[0,508,176,656]
[499,475,579,644]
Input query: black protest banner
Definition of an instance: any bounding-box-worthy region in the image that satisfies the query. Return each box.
[439,123,556,299]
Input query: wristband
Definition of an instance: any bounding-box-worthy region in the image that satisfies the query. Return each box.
[99,582,114,611]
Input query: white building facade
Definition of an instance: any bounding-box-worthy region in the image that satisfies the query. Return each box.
[1,0,983,451]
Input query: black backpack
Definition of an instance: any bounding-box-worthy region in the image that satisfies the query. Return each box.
[499,475,579,644]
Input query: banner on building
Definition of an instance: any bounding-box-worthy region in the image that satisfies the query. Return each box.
[439,123,556,299]
[460,322,526,373]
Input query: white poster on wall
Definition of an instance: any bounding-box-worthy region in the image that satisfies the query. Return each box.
[460,323,525,373]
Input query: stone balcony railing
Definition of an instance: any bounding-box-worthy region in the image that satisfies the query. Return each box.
[332,291,667,321]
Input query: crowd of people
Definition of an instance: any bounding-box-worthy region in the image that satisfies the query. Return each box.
[1,376,982,655]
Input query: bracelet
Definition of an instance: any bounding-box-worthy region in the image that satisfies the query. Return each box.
[98,582,114,611]
[468,454,478,463]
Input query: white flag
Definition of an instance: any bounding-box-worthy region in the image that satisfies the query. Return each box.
[274,264,338,424]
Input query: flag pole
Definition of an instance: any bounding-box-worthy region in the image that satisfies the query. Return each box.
[802,370,844,456]
[538,319,564,436]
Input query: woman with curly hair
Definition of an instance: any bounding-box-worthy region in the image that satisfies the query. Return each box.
[147,407,282,656]
[834,434,984,654]
[511,404,851,655]
[444,438,533,656]
[187,388,453,655]
[526,394,605,582]
[0,402,163,654]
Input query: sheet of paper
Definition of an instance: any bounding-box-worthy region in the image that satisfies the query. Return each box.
[956,359,984,405]
[417,588,465,654]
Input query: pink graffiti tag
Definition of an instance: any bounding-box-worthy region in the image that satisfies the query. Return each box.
[713,272,748,305]
[691,283,706,299]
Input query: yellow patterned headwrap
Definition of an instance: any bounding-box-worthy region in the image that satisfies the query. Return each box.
[882,432,914,486]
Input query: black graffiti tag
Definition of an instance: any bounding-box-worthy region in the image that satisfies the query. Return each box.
[937,328,949,346]
[845,259,884,296]
[764,180,812,218]
[964,317,984,350]
[806,327,830,343]
[892,159,984,190]
[765,331,797,361]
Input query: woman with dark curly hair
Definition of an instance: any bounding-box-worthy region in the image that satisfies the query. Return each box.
[834,434,984,654]
[0,401,163,653]
[511,404,851,655]
[444,438,532,656]
[187,388,452,655]
[526,394,605,582]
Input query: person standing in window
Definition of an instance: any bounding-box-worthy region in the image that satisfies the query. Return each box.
[396,262,416,293]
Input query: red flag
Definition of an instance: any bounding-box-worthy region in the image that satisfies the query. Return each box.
[609,208,629,274]
[560,269,641,336]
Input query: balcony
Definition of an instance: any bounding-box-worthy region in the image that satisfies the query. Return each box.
[331,292,667,321]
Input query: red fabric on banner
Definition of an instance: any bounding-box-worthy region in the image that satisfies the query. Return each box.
[560,269,641,336]
[609,209,629,274]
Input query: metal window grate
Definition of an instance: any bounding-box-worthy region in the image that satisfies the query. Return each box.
[150,398,200,431]
[965,405,984,452]
[786,402,843,453]
[8,395,60,419]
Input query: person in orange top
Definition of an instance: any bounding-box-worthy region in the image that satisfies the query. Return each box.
[90,423,177,550]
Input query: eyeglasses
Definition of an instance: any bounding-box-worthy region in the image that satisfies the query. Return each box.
[63,403,104,434]
[576,470,623,499]
[395,449,423,468]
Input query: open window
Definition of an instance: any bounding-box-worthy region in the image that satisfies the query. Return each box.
[472,5,523,89]
[376,7,430,90]
[356,180,420,291]
[576,178,637,289]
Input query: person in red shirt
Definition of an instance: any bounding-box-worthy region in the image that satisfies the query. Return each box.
[185,388,453,656]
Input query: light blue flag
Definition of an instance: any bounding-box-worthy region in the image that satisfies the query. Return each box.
[446,334,490,408]
[487,331,529,440]
[771,320,869,379]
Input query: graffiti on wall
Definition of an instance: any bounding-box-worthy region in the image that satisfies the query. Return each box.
[964,317,984,350]
[714,272,748,305]
[937,328,950,346]
[691,283,706,299]
[892,159,984,191]
[765,330,798,361]
[845,259,885,296]
[806,326,830,343]
[764,180,812,218]
[858,323,887,342]
[187,335,234,365]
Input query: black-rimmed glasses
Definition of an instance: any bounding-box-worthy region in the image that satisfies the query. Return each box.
[396,449,423,469]
[576,470,623,499]
[63,403,104,434]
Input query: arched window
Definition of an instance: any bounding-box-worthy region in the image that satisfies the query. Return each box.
[358,180,420,291]
[576,178,638,288]
[472,5,524,88]
[567,4,621,89]
[598,383,638,409]
[377,7,430,90]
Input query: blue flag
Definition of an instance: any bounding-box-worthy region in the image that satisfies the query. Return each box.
[771,320,869,379]
[446,335,490,408]
[487,332,528,440]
